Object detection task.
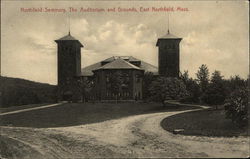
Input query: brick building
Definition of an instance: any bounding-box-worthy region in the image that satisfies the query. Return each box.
[55,28,181,101]
[55,32,83,102]
[82,56,157,100]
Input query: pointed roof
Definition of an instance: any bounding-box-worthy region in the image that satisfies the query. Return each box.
[158,29,181,39]
[94,58,142,71]
[55,32,83,47]
[81,56,157,76]
[156,31,182,46]
[159,32,180,39]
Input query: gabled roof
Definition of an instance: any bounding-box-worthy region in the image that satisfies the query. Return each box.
[82,62,102,76]
[81,56,158,76]
[140,61,158,74]
[94,58,142,71]
[55,32,83,47]
[156,31,182,46]
[102,56,140,62]
[56,34,78,41]
[159,32,181,39]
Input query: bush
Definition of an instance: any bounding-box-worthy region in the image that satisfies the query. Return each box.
[224,87,248,128]
[149,77,188,105]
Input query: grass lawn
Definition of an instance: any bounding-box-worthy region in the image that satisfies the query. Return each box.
[0,103,53,113]
[161,108,248,137]
[0,102,197,128]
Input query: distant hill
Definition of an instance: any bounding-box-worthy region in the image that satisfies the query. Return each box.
[0,76,57,107]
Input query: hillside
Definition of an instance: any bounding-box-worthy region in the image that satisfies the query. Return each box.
[0,76,57,107]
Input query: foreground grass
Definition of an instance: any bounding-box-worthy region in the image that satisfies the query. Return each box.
[0,102,197,128]
[161,108,248,137]
[0,103,53,114]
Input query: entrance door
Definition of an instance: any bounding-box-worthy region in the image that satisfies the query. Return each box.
[62,91,73,102]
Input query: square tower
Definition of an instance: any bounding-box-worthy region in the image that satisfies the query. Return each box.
[156,31,182,77]
[55,32,84,101]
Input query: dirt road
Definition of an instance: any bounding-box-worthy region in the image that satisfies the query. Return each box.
[0,108,248,158]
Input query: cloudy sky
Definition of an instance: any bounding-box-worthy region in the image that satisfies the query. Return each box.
[1,1,249,84]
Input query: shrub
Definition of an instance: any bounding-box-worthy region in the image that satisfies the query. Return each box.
[149,77,188,106]
[224,87,248,128]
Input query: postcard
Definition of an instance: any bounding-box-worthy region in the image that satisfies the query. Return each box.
[0,0,249,158]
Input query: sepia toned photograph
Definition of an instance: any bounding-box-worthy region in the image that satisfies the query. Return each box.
[0,0,249,158]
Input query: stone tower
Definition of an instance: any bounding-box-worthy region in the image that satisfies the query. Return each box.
[55,32,83,101]
[156,30,182,77]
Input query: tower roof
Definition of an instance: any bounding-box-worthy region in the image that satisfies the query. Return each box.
[93,58,142,71]
[159,32,181,39]
[55,32,83,47]
[156,31,182,46]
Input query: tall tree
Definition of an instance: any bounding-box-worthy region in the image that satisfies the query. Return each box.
[180,71,201,103]
[180,70,189,86]
[196,64,210,93]
[201,70,226,108]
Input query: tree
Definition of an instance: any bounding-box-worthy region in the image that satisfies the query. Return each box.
[80,78,94,102]
[142,72,155,101]
[196,64,210,93]
[108,71,123,102]
[180,70,189,86]
[180,71,201,103]
[149,77,188,106]
[227,75,246,90]
[201,70,226,108]
[224,87,248,128]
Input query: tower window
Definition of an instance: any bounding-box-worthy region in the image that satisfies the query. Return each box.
[135,74,140,83]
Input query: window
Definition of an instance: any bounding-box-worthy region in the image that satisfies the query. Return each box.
[136,74,140,83]
[106,75,110,82]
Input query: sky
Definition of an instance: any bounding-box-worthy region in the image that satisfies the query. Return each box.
[1,0,249,85]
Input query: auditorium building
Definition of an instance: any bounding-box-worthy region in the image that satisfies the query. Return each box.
[55,28,182,102]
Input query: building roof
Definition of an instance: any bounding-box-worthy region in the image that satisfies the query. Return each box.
[81,56,158,76]
[156,31,182,46]
[55,32,83,47]
[102,56,140,62]
[159,32,180,39]
[94,58,142,71]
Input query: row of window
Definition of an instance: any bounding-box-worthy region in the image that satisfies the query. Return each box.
[106,92,130,97]
[96,74,141,83]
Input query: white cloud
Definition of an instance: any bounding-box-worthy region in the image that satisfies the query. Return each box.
[1,1,248,84]
[81,20,158,67]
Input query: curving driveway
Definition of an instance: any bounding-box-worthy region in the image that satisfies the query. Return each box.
[0,105,248,158]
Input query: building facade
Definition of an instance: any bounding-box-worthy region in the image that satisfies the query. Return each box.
[55,32,83,102]
[55,28,181,101]
[156,30,182,77]
[92,58,144,100]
